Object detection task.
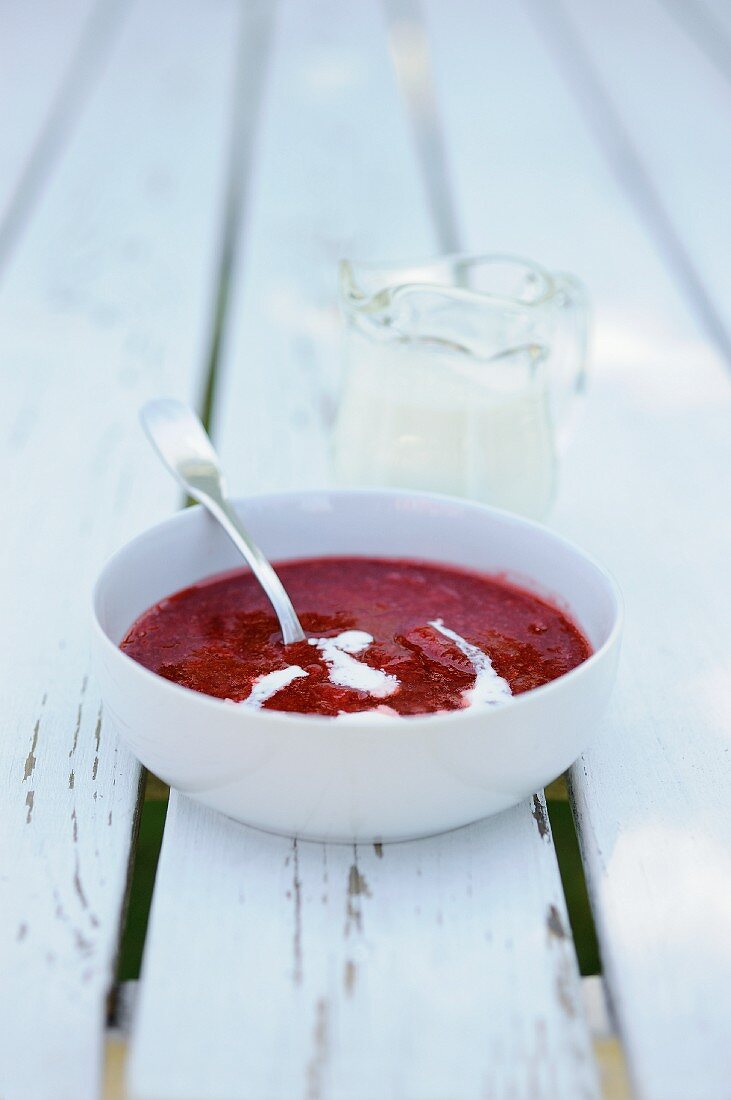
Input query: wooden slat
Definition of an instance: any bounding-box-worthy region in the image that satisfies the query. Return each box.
[129,2,600,1097]
[132,797,597,1100]
[551,0,731,358]
[419,1,731,1097]
[0,2,240,1098]
[0,0,120,260]
[210,0,433,490]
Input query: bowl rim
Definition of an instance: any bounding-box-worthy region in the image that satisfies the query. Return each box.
[91,486,624,731]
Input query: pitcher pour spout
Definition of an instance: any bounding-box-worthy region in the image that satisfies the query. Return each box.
[339,257,480,351]
[338,258,410,335]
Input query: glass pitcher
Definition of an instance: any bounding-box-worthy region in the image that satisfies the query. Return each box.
[333,254,588,519]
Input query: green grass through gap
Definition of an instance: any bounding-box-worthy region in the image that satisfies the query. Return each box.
[547,795,601,975]
[116,783,168,982]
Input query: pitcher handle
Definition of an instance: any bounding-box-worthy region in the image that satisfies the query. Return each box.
[553,272,590,451]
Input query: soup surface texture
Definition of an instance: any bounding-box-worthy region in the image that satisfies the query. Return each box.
[120,557,591,717]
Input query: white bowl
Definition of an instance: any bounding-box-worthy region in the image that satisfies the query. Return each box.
[92,489,622,842]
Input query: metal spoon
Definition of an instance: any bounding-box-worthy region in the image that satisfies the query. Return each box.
[140,398,306,645]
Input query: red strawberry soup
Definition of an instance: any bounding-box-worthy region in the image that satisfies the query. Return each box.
[120,556,591,718]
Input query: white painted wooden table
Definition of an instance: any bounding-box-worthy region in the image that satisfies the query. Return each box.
[1,2,729,1099]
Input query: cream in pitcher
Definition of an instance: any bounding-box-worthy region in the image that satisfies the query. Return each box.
[333,255,588,519]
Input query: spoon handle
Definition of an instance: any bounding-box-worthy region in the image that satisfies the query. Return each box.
[201,493,306,645]
[140,399,306,646]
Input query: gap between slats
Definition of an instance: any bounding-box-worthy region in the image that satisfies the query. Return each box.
[523,0,731,371]
[661,0,731,83]
[0,0,127,276]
